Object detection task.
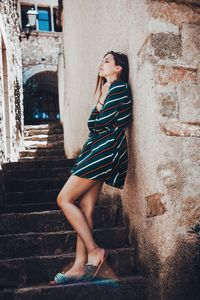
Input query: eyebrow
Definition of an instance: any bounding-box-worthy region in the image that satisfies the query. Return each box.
[102,58,111,61]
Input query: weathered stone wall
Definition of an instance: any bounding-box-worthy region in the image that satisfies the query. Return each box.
[61,0,200,299]
[0,0,24,164]
[126,1,200,299]
[21,31,62,71]
[21,31,62,103]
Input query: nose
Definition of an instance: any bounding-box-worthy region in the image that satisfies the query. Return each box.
[99,62,103,70]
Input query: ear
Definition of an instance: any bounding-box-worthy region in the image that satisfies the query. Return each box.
[115,65,122,73]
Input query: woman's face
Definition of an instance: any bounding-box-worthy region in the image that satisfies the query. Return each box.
[99,54,120,78]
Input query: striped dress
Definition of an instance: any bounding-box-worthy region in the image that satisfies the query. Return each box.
[70,79,133,189]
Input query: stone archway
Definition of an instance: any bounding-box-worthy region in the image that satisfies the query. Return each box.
[23,70,59,125]
[23,64,57,84]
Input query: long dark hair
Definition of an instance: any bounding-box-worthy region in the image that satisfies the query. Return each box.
[93,51,129,99]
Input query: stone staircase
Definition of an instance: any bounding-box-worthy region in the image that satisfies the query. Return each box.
[19,122,65,161]
[0,122,147,300]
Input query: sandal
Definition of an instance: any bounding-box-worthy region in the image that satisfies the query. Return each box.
[49,271,85,285]
[83,247,109,281]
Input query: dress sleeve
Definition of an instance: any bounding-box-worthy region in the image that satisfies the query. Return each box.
[94,82,129,129]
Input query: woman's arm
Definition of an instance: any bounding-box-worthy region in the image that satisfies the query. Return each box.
[94,82,129,129]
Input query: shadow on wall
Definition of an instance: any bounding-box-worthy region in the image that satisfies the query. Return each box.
[162,235,200,300]
[123,210,200,300]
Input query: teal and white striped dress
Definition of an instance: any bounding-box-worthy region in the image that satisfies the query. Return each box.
[70,79,133,189]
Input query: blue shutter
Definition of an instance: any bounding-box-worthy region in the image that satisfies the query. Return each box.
[38,7,51,31]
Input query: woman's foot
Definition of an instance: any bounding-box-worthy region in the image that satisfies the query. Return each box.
[83,247,108,280]
[63,264,85,277]
[87,247,106,266]
[49,263,85,285]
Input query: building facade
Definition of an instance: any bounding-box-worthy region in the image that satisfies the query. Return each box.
[18,0,62,125]
[0,0,24,164]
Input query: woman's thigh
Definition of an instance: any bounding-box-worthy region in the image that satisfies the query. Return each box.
[79,181,104,214]
[57,175,103,203]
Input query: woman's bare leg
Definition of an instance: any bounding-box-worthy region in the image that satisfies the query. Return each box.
[62,181,104,277]
[56,175,105,267]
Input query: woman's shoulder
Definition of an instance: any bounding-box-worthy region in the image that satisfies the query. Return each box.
[110,79,127,86]
[109,79,129,93]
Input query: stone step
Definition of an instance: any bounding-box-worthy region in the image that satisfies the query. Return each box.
[2,194,122,213]
[24,129,50,136]
[24,124,50,130]
[24,134,49,141]
[2,159,76,171]
[0,276,147,300]
[24,140,64,150]
[5,188,121,205]
[18,156,68,162]
[24,133,64,142]
[5,189,64,204]
[4,167,71,180]
[0,248,135,288]
[24,125,63,135]
[25,122,63,131]
[0,227,129,259]
[19,149,65,158]
[5,178,69,192]
[2,201,59,213]
[0,205,124,234]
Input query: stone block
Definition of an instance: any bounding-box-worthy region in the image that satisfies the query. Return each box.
[145,192,166,218]
[178,82,200,124]
[149,1,200,27]
[151,33,182,59]
[160,119,200,137]
[137,33,182,67]
[158,91,178,118]
[156,65,197,85]
[181,23,200,68]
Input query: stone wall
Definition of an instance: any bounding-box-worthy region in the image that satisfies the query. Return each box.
[21,31,62,79]
[22,34,62,67]
[0,0,24,164]
[126,1,200,299]
[61,0,200,298]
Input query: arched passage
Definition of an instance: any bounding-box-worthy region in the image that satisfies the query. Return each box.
[23,70,60,125]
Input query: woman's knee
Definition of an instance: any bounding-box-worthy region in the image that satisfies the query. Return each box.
[56,193,63,208]
[57,192,73,208]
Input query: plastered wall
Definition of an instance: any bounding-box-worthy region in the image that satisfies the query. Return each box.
[60,1,200,298]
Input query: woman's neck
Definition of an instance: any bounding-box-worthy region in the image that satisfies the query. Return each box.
[105,75,120,86]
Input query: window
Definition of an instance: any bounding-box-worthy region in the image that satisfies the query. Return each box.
[20,4,62,32]
[53,7,62,32]
[21,4,35,30]
[38,7,51,31]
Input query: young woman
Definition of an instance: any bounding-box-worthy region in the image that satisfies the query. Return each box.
[50,51,133,285]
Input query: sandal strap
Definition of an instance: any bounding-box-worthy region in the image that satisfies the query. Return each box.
[88,246,99,254]
[84,264,98,274]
